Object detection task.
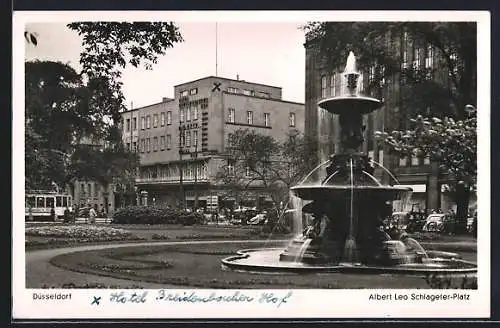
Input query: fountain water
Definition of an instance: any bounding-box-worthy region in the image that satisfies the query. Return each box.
[222,52,476,277]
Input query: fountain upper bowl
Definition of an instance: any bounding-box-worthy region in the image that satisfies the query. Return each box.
[318,96,382,115]
[290,185,413,201]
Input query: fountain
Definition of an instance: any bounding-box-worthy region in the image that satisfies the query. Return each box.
[221,52,476,277]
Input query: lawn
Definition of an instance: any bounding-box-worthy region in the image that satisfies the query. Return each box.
[49,240,477,289]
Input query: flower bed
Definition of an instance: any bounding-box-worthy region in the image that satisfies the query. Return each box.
[25,225,137,245]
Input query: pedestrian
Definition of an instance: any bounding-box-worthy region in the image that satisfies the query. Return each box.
[50,205,56,222]
[89,207,97,224]
[63,207,70,223]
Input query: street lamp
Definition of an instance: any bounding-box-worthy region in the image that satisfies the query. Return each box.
[178,144,185,210]
[191,141,199,210]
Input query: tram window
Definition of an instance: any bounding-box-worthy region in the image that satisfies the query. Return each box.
[63,197,68,207]
[46,197,55,208]
[27,196,35,207]
[36,197,45,208]
[56,196,62,207]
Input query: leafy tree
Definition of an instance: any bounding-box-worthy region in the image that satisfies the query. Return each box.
[216,129,318,220]
[302,22,476,120]
[375,105,477,233]
[25,22,183,191]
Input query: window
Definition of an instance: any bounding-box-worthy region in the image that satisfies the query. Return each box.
[399,157,407,167]
[160,136,165,150]
[227,133,234,146]
[186,106,191,121]
[180,90,188,97]
[413,46,421,69]
[411,155,419,166]
[46,197,54,208]
[180,109,185,122]
[180,132,185,147]
[167,111,172,125]
[425,44,434,79]
[227,87,238,94]
[126,142,130,150]
[37,196,45,208]
[133,117,137,130]
[449,53,459,76]
[228,108,235,123]
[94,184,98,197]
[193,130,198,147]
[166,134,171,149]
[247,111,253,125]
[192,106,198,120]
[141,117,145,130]
[321,76,328,98]
[189,88,198,95]
[146,115,151,129]
[153,114,158,128]
[185,131,191,147]
[245,166,251,177]
[126,118,130,132]
[146,138,151,152]
[160,112,165,126]
[243,89,254,96]
[264,113,270,127]
[289,113,296,127]
[330,74,336,97]
[88,184,92,197]
[402,31,409,69]
[227,161,235,175]
[140,139,145,152]
[256,91,270,98]
[153,137,158,151]
[132,141,137,152]
[424,156,431,165]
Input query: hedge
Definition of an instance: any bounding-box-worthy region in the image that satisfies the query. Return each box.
[112,206,204,225]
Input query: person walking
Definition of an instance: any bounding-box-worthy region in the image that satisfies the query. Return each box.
[89,206,97,224]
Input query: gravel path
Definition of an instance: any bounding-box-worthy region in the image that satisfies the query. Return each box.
[25,239,476,289]
[25,240,285,289]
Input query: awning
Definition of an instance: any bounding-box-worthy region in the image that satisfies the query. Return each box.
[395,184,426,193]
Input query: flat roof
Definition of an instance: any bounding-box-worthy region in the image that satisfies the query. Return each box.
[223,91,304,106]
[174,76,283,90]
[121,98,175,113]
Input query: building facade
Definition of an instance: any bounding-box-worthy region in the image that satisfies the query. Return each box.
[304,30,476,213]
[121,76,304,210]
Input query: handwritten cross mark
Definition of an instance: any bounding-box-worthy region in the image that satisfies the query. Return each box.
[91,296,101,305]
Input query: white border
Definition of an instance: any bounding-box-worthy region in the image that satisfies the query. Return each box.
[13,10,491,319]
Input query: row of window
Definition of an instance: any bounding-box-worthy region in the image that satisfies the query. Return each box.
[180,88,198,97]
[78,182,103,198]
[227,87,271,98]
[137,135,173,153]
[180,106,200,123]
[180,130,199,148]
[399,155,431,167]
[125,112,174,132]
[226,108,296,127]
[140,163,208,180]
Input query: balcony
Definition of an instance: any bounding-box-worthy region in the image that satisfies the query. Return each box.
[136,176,210,185]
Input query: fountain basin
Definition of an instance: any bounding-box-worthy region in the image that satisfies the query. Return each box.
[221,248,477,275]
[290,185,412,201]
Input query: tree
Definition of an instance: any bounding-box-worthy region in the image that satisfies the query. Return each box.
[302,22,476,119]
[25,22,183,191]
[67,22,183,124]
[375,105,477,233]
[216,129,318,219]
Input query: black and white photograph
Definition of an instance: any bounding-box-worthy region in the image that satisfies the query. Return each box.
[13,10,490,319]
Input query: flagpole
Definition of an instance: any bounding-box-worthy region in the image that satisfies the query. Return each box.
[215,22,218,77]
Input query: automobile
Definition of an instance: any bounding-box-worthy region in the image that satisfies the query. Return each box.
[248,213,268,225]
[422,213,455,233]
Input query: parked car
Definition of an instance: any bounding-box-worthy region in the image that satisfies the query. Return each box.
[422,213,455,233]
[248,213,268,225]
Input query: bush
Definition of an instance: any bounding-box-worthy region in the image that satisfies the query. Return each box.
[112,206,203,225]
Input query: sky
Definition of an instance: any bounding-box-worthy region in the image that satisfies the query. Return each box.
[25,21,307,108]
